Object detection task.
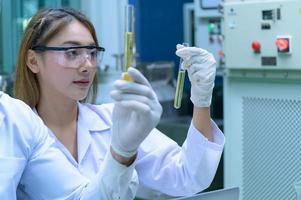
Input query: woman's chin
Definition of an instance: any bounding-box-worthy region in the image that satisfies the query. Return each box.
[72,92,89,102]
[78,94,88,101]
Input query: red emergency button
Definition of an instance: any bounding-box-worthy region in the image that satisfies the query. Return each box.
[218,50,225,58]
[275,38,289,52]
[251,41,261,53]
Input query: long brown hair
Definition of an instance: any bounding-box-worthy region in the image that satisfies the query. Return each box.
[14,8,99,108]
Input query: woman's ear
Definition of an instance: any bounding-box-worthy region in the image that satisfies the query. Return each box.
[26,50,40,73]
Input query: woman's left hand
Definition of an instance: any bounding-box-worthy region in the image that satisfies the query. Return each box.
[176,44,216,108]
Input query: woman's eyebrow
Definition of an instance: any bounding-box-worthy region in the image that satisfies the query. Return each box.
[61,41,96,46]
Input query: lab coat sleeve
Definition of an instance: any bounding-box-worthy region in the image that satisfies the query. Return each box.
[136,120,225,197]
[0,108,3,127]
[17,118,92,200]
[181,120,224,192]
[0,93,27,200]
[80,151,138,200]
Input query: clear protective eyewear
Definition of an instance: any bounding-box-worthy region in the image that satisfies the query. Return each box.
[32,45,105,68]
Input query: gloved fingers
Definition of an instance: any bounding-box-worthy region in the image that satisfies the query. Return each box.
[176,44,185,50]
[188,68,216,83]
[111,91,152,107]
[111,90,160,112]
[182,54,216,70]
[127,67,152,88]
[191,79,214,88]
[112,102,131,119]
[117,100,152,114]
[176,46,208,59]
[113,80,156,100]
[188,62,216,77]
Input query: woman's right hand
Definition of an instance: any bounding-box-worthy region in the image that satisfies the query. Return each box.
[110,67,162,158]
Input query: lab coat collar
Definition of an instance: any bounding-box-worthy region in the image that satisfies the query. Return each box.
[77,102,110,132]
[77,102,110,164]
[33,103,111,165]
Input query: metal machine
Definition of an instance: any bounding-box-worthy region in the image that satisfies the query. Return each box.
[222,0,301,199]
[193,0,223,70]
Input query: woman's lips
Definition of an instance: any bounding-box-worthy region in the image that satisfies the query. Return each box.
[73,80,90,87]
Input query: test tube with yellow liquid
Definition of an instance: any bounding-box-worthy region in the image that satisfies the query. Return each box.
[122,5,135,81]
[174,43,189,109]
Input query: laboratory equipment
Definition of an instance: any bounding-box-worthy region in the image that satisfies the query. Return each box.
[200,0,221,10]
[172,187,239,200]
[174,43,189,109]
[194,0,223,63]
[222,0,301,199]
[123,5,135,81]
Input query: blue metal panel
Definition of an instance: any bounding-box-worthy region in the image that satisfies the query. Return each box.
[136,0,192,63]
[128,0,136,6]
[1,0,14,73]
[135,0,193,92]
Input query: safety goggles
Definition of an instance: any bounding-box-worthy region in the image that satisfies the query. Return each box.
[32,45,105,68]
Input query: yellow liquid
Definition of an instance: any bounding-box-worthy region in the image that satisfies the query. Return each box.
[124,32,134,72]
[122,72,133,81]
[174,70,186,109]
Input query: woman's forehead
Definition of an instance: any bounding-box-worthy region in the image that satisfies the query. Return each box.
[47,20,95,46]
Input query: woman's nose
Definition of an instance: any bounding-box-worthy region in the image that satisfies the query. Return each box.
[83,54,94,67]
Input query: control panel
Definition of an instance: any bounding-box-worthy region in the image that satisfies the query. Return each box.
[222,0,301,69]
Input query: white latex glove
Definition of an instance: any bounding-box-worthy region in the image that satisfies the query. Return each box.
[176,44,216,107]
[110,67,162,157]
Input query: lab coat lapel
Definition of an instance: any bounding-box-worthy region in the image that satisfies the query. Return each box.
[76,103,110,164]
[77,103,92,164]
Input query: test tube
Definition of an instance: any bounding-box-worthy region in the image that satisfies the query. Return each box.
[123,5,135,81]
[174,43,189,109]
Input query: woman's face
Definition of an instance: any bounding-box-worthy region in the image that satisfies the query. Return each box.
[34,19,97,102]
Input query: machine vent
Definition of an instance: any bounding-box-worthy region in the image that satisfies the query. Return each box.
[242,97,301,200]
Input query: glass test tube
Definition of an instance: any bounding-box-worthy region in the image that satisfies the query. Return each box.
[123,5,135,81]
[174,43,189,109]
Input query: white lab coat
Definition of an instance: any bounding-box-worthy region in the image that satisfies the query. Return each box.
[26,102,224,199]
[0,92,138,200]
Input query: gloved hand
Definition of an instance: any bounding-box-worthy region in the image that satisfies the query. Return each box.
[110,67,162,157]
[176,44,216,107]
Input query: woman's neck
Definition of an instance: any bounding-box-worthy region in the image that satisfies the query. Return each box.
[36,94,78,127]
[36,93,79,161]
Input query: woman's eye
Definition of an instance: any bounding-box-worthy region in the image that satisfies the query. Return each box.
[90,49,98,58]
[65,50,80,59]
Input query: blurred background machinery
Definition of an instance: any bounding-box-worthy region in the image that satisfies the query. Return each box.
[222,0,301,199]
[0,0,81,94]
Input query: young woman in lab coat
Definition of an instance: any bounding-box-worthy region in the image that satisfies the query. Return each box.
[14,7,225,199]
[0,92,138,200]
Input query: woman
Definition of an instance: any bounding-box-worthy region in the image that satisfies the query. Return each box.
[14,8,225,199]
[0,92,138,200]
[14,8,140,200]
